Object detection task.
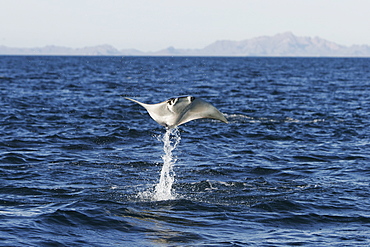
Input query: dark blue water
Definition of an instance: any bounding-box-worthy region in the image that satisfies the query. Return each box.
[1,56,370,246]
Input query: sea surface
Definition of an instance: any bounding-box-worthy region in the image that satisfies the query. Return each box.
[1,56,370,246]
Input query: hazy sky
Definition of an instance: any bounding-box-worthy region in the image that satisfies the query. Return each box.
[1,0,369,51]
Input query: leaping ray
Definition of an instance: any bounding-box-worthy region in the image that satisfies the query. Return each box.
[125,96,228,128]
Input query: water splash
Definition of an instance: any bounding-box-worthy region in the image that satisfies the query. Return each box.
[137,128,181,201]
[152,127,181,201]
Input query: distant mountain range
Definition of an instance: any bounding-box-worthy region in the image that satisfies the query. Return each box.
[1,32,370,57]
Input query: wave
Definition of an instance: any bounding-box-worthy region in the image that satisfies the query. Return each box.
[224,113,325,124]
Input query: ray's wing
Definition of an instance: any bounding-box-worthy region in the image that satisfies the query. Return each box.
[176,98,228,126]
[125,97,170,126]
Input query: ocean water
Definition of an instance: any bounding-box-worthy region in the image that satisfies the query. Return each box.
[1,56,370,246]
